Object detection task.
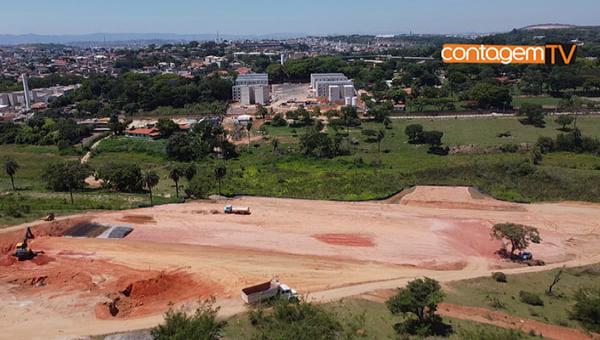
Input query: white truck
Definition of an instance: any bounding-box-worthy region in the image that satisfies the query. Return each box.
[241,279,298,304]
[224,205,251,215]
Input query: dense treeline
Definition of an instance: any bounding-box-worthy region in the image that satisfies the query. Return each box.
[0,115,92,147]
[51,72,232,115]
[0,74,83,92]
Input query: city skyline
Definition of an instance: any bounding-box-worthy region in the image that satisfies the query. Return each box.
[1,0,599,36]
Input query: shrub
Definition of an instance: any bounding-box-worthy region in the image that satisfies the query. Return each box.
[519,291,544,306]
[492,272,507,283]
[151,298,226,340]
[570,287,600,332]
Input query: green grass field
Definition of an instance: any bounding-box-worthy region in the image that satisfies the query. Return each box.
[2,115,600,226]
[445,264,600,331]
[222,298,537,340]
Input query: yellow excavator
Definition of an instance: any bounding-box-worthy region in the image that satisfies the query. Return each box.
[13,227,37,261]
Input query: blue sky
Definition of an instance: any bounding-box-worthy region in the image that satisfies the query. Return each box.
[1,0,599,35]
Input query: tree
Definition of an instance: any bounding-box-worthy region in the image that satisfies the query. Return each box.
[570,287,600,332]
[108,114,125,135]
[143,171,160,206]
[249,299,342,340]
[184,164,197,182]
[151,298,226,340]
[386,278,449,336]
[421,130,444,148]
[531,145,543,165]
[96,162,143,193]
[246,121,253,145]
[270,113,287,127]
[168,165,184,198]
[4,158,19,191]
[214,164,226,196]
[271,138,279,155]
[546,267,564,295]
[519,103,546,127]
[470,82,512,110]
[43,161,91,204]
[491,223,541,256]
[555,115,575,131]
[376,129,385,161]
[256,104,268,119]
[405,124,424,144]
[156,118,180,138]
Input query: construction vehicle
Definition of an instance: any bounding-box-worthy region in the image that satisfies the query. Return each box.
[42,212,55,221]
[224,205,251,215]
[13,227,37,261]
[241,279,298,304]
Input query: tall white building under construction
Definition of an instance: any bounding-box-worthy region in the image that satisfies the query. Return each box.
[232,73,270,105]
[310,73,356,103]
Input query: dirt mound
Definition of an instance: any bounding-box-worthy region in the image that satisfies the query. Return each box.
[96,271,221,319]
[400,186,525,211]
[119,215,156,224]
[313,233,375,247]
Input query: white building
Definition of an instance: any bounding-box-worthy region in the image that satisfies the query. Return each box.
[311,73,356,103]
[232,73,270,105]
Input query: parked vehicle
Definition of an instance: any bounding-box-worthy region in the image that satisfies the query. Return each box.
[224,205,251,215]
[241,279,298,304]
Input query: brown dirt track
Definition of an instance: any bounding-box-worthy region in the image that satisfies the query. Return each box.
[1,186,600,339]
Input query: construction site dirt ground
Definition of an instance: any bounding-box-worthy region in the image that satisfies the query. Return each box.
[2,186,600,339]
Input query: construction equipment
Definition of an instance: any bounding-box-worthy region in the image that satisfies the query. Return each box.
[241,279,298,304]
[224,205,251,215]
[42,212,55,221]
[13,227,37,261]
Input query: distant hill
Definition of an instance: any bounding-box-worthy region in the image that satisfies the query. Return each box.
[521,23,577,30]
[0,32,308,45]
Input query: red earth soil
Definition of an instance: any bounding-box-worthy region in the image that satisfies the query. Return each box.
[438,303,599,340]
[96,271,222,319]
[0,254,223,320]
[312,233,375,247]
[118,215,156,224]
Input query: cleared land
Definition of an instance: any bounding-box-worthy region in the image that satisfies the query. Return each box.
[1,186,600,339]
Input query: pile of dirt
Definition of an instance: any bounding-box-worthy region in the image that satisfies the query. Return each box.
[96,271,222,319]
[313,233,375,247]
[400,186,525,211]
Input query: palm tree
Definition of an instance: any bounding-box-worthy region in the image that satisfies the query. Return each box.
[246,121,253,145]
[168,166,184,198]
[4,159,19,191]
[214,165,226,196]
[143,171,160,206]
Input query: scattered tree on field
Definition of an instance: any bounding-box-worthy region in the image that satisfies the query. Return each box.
[142,171,160,205]
[555,115,575,131]
[42,161,91,204]
[386,277,451,336]
[4,158,19,191]
[214,164,226,195]
[491,223,541,257]
[405,124,424,144]
[168,165,185,198]
[546,266,564,295]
